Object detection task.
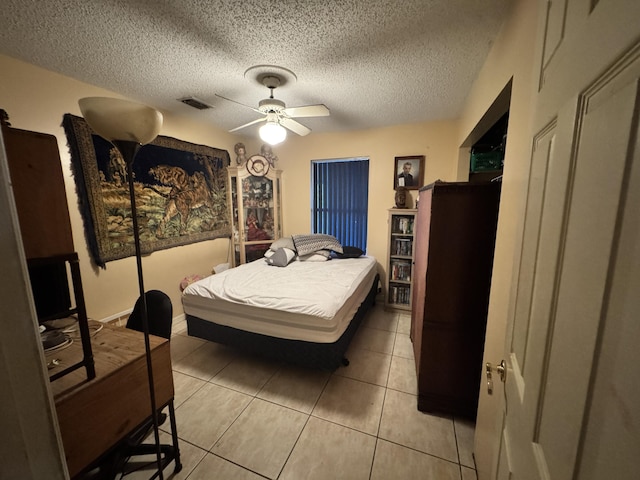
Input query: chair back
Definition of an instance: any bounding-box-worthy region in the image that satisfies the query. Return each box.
[126,290,173,339]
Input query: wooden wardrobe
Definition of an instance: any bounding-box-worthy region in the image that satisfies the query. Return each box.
[411,180,501,419]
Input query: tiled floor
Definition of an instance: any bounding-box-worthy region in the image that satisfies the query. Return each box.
[124,305,477,479]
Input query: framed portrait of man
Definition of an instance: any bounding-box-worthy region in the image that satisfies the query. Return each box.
[394,155,424,190]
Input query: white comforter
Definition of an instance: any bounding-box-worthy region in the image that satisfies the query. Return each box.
[183,256,377,320]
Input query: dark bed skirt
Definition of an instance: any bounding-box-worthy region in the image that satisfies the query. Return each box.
[186,274,380,371]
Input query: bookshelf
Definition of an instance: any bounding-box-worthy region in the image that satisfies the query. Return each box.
[385,208,417,312]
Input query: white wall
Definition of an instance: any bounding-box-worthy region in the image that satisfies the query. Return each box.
[273,120,459,283]
[0,54,236,321]
[453,0,540,477]
[0,54,466,319]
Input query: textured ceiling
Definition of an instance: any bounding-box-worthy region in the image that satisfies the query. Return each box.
[0,0,509,139]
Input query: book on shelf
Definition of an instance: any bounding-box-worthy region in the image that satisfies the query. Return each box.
[393,216,414,234]
[393,238,413,256]
[389,285,410,305]
[390,260,411,281]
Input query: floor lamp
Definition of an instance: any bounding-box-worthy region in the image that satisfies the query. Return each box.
[78,97,169,479]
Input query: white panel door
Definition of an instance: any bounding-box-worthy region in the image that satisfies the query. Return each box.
[493,0,640,479]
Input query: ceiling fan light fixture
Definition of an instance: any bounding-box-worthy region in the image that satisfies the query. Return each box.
[259,120,287,145]
[220,68,326,140]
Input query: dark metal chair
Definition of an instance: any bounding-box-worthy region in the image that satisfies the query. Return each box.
[101,290,181,479]
[126,289,174,339]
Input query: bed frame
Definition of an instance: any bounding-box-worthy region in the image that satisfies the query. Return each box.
[186,274,379,370]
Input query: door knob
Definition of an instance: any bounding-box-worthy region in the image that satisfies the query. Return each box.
[485,360,506,395]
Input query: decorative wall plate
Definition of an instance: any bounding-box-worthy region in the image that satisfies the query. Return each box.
[246,154,270,176]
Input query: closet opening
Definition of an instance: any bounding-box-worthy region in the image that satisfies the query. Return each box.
[459,79,512,185]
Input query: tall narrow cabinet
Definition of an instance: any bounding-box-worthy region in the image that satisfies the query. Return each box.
[411,181,500,418]
[2,113,95,382]
[228,164,282,266]
[385,208,417,312]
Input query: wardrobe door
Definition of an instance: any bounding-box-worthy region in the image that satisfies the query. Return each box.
[412,182,501,417]
[410,187,433,372]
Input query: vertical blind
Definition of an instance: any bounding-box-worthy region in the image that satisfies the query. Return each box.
[311,158,369,251]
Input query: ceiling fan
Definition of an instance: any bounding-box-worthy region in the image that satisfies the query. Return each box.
[216,73,330,145]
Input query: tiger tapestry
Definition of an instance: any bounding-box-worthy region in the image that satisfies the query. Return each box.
[63,114,230,268]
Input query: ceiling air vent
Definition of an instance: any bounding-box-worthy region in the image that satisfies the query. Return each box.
[179,97,212,110]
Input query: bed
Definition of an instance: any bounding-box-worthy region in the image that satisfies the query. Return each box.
[182,237,379,370]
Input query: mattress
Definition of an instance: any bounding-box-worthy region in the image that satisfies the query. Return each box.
[182,256,378,343]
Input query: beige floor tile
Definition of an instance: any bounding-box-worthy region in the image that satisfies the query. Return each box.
[119,430,206,480]
[279,416,376,480]
[127,317,473,479]
[212,399,308,479]
[336,347,391,387]
[210,354,280,395]
[455,417,476,468]
[187,452,265,480]
[362,307,399,332]
[397,313,412,335]
[350,326,396,355]
[257,364,330,413]
[175,382,251,450]
[462,466,478,480]
[371,439,461,480]
[387,355,418,394]
[393,332,414,359]
[379,389,458,462]
[170,334,206,362]
[172,341,236,381]
[172,370,207,408]
[171,317,188,336]
[312,376,385,435]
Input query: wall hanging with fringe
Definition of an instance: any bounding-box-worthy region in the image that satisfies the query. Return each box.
[63,114,230,268]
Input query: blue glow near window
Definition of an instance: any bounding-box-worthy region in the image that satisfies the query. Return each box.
[311,158,369,252]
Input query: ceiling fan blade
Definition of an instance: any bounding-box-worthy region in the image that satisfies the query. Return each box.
[228,117,265,133]
[280,117,311,136]
[282,104,330,118]
[215,94,262,114]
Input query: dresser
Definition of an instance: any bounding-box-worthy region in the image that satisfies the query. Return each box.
[46,325,174,477]
[411,180,501,418]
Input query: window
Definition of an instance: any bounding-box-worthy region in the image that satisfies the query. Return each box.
[311,157,369,251]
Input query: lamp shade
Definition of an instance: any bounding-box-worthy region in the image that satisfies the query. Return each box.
[259,116,287,146]
[78,97,163,145]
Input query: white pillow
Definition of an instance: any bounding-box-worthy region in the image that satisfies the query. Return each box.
[269,236,295,251]
[298,251,330,262]
[266,247,296,267]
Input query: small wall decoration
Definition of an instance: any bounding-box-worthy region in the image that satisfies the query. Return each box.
[234,142,247,166]
[246,154,270,177]
[395,186,409,208]
[63,114,231,268]
[394,155,425,190]
[260,143,278,167]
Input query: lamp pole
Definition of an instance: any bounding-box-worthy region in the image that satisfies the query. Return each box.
[116,139,164,480]
[78,97,169,478]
